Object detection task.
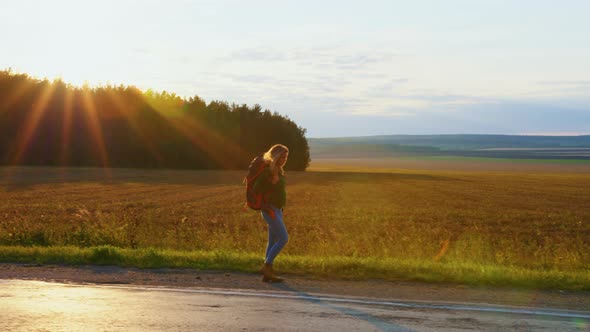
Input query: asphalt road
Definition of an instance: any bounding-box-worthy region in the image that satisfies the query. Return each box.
[1,280,588,331]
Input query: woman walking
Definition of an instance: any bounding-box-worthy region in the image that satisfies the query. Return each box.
[253,144,289,282]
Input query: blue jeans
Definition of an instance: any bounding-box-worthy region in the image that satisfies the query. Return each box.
[261,207,289,265]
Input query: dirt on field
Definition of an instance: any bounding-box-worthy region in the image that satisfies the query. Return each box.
[1,263,589,312]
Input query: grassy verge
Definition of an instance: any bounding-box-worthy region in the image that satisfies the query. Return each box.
[1,245,588,291]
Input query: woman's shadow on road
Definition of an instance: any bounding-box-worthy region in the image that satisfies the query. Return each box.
[269,282,416,332]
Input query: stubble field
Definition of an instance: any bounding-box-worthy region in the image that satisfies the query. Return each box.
[1,161,589,289]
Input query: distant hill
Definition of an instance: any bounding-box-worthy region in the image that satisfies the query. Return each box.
[308,135,590,160]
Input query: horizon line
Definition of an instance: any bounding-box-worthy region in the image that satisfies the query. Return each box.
[308,133,590,139]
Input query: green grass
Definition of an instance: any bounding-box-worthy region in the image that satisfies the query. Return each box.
[1,245,588,290]
[1,166,589,290]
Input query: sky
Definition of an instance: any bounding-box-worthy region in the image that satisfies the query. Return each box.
[1,0,589,137]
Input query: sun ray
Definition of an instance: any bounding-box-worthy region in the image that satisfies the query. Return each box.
[0,77,35,113]
[59,88,73,166]
[11,82,55,165]
[141,94,247,169]
[169,116,246,169]
[105,89,164,164]
[80,88,110,171]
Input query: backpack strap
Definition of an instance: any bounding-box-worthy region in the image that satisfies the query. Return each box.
[246,157,268,183]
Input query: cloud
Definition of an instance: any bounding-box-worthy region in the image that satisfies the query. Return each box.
[158,42,589,137]
[537,80,590,86]
[301,98,590,137]
[221,46,401,72]
[348,107,416,117]
[133,48,151,55]
[395,93,495,108]
[227,49,288,62]
[530,80,590,97]
[329,53,400,70]
[228,74,276,84]
[161,67,590,137]
[222,74,347,97]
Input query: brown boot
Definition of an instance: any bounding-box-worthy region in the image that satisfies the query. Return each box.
[260,263,273,279]
[261,263,284,283]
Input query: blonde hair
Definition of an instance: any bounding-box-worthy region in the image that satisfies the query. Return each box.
[263,144,289,176]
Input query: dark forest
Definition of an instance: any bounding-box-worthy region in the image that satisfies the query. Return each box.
[0,70,310,171]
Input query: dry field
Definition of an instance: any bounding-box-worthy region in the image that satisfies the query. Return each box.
[309,157,590,173]
[1,161,589,277]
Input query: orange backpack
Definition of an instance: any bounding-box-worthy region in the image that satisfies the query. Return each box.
[244,155,271,211]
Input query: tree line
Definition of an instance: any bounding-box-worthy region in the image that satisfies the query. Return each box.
[0,70,310,171]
